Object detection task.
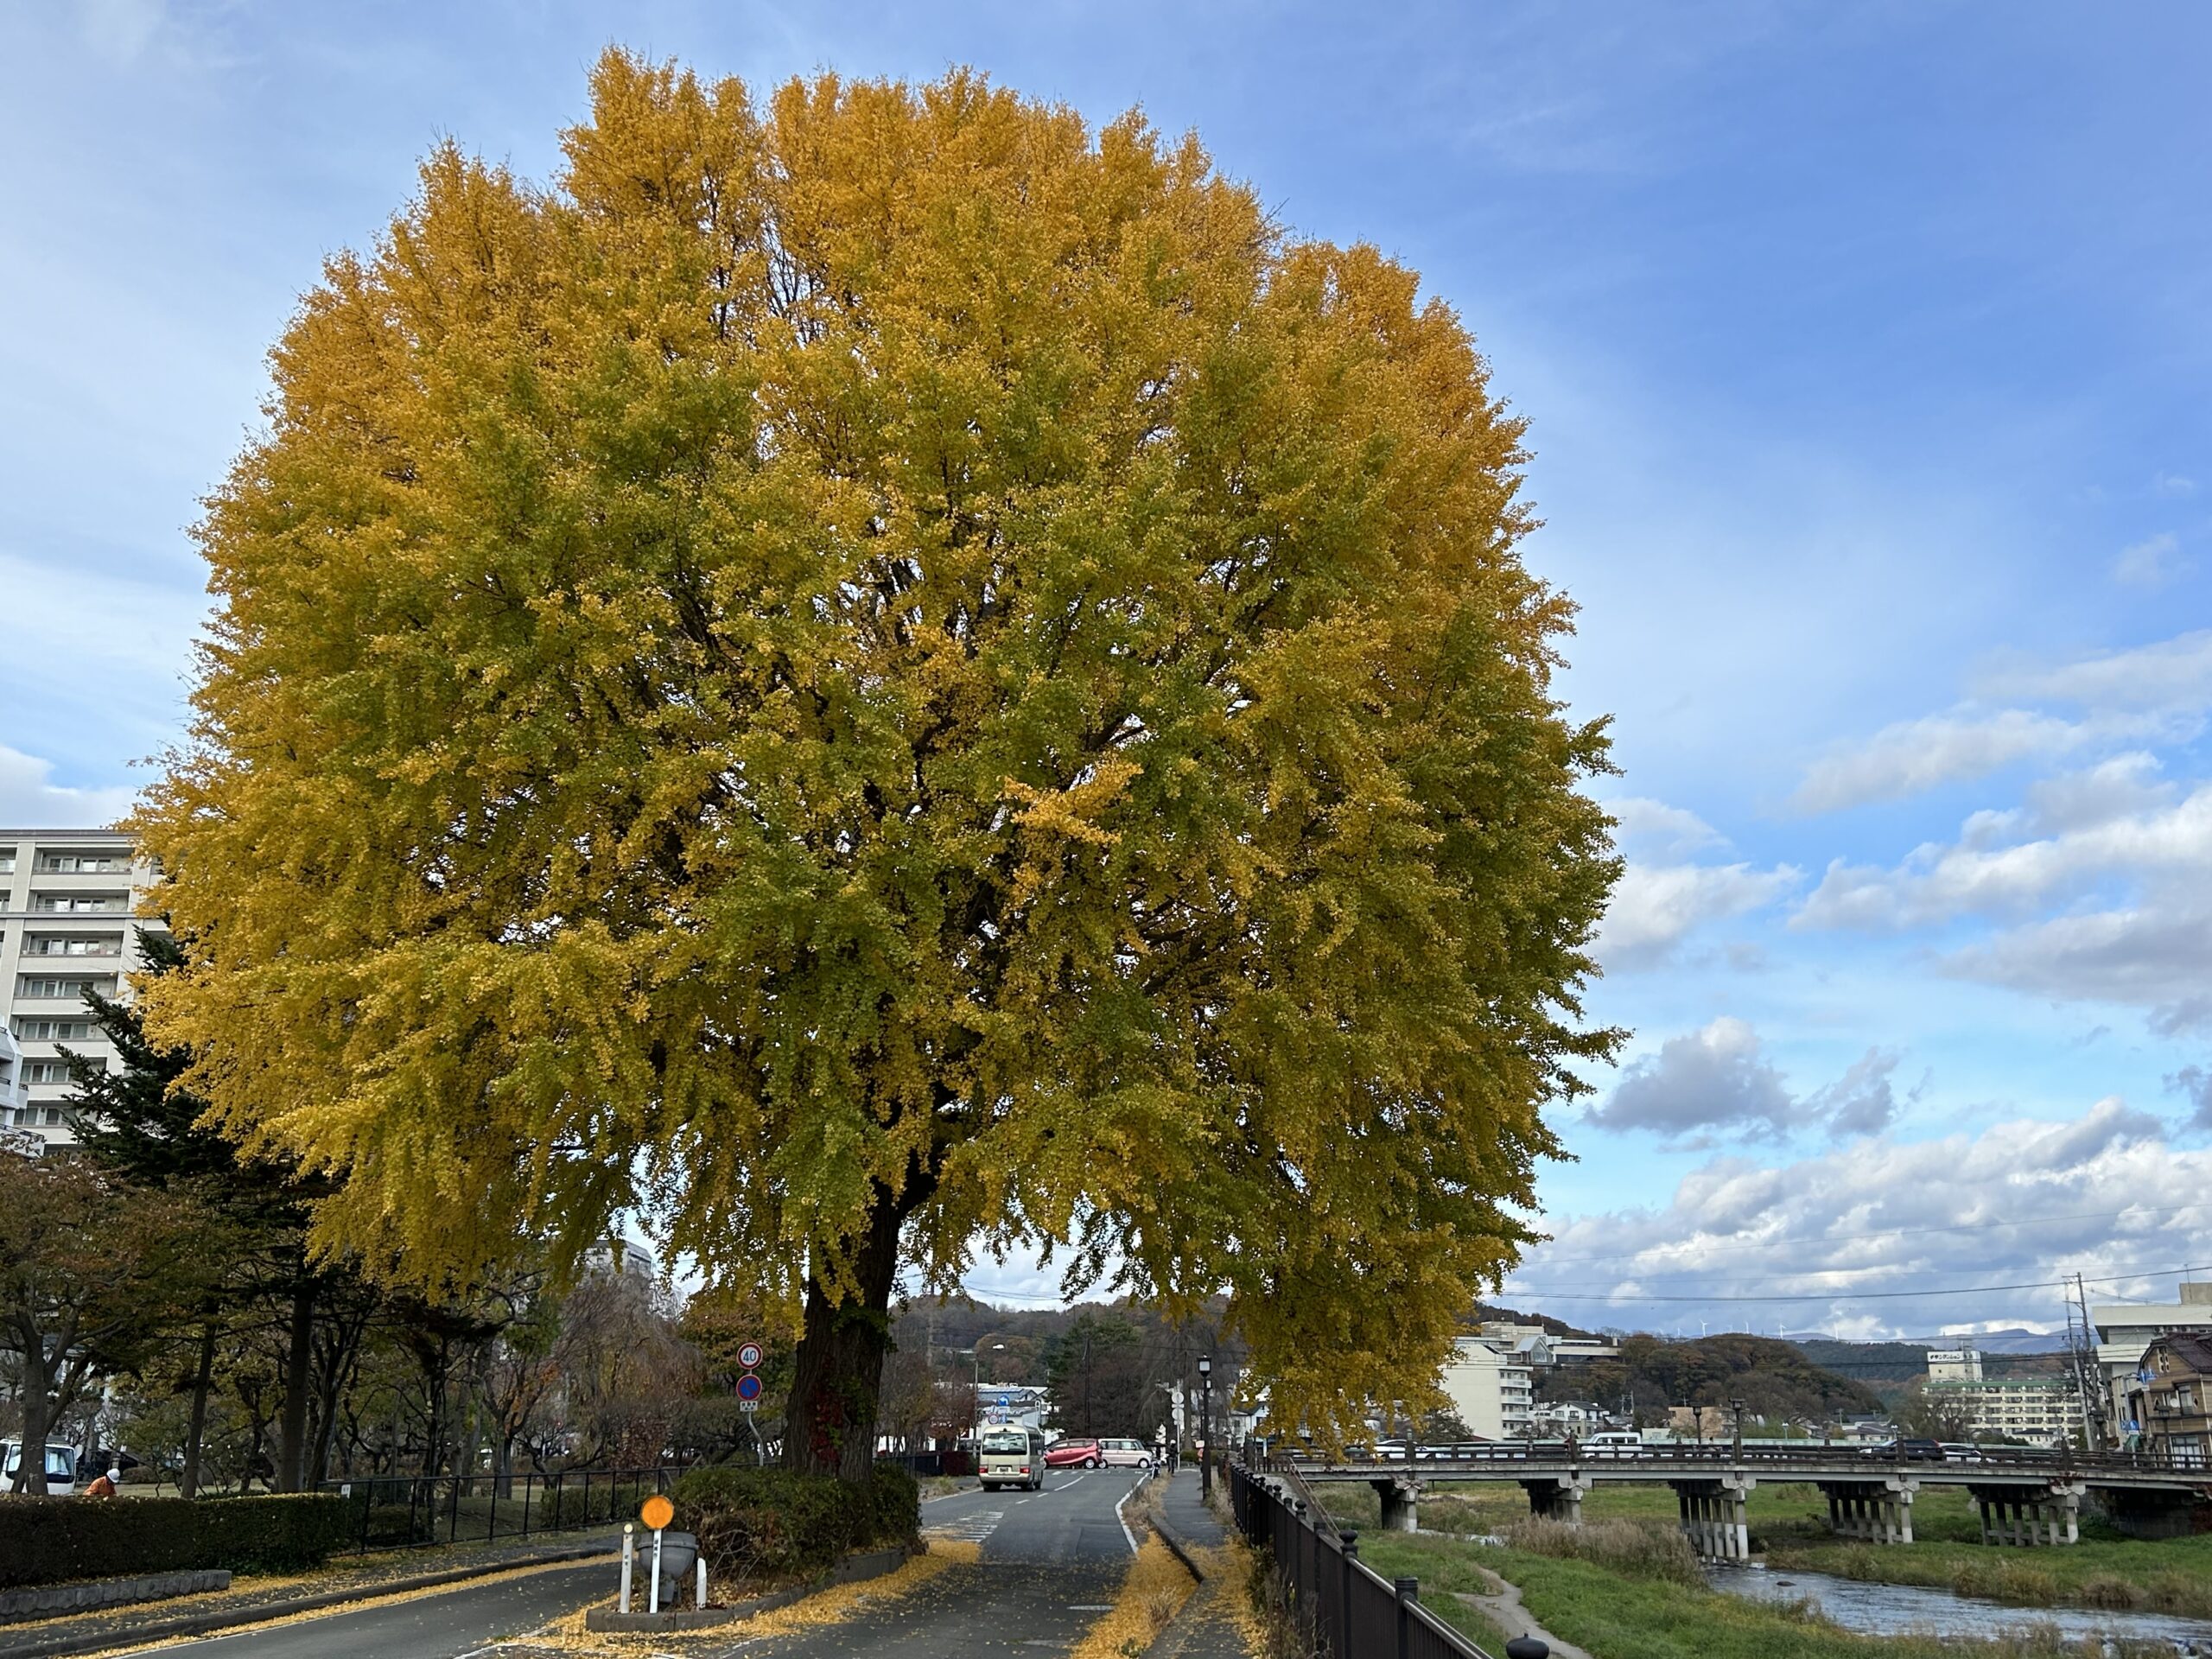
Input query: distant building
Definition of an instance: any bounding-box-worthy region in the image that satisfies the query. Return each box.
[2093,1282,2212,1443]
[2120,1333,2212,1466]
[1927,1347,1985,1382]
[1923,1351,2084,1446]
[587,1237,658,1281]
[1,830,165,1154]
[1441,1337,1536,1439]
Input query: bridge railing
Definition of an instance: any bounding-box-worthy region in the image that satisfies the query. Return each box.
[1229,1460,1495,1659]
[1253,1437,2211,1481]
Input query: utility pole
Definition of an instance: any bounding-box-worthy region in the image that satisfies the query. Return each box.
[2068,1273,2107,1452]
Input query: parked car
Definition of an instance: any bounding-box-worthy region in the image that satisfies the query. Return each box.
[1096,1437,1154,1468]
[1046,1437,1103,1469]
[0,1441,81,1496]
[1939,1442,1985,1463]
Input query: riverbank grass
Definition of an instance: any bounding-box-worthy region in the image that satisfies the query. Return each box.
[1357,1529,2182,1659]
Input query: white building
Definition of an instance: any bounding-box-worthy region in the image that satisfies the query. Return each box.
[2092,1281,2212,1441]
[1,830,162,1152]
[1928,1348,1985,1382]
[1440,1336,1537,1440]
[1924,1371,2085,1446]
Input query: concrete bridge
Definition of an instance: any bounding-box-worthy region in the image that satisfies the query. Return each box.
[1256,1441,2212,1560]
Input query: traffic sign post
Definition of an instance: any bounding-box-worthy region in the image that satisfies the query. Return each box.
[640,1494,675,1615]
[738,1341,765,1370]
[737,1372,764,1402]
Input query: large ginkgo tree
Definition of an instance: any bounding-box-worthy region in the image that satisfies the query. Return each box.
[137,52,1621,1479]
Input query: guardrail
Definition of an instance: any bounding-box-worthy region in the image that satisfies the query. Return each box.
[322,1466,685,1554]
[1229,1460,1498,1659]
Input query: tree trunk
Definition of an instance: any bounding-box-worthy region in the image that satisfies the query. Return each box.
[181,1322,217,1501]
[276,1279,316,1493]
[782,1184,905,1484]
[14,1335,54,1495]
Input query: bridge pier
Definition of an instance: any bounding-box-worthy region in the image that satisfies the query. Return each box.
[1969,1481,2085,1547]
[1671,1475,1753,1561]
[1817,1478,1916,1544]
[1519,1474,1591,1526]
[1372,1477,1421,1532]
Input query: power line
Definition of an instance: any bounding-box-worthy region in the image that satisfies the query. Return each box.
[1498,1263,2202,1305]
[1515,1200,2212,1270]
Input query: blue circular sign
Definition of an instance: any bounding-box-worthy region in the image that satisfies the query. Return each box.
[737,1372,763,1401]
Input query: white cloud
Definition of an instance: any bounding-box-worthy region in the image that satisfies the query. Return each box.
[1516,1099,2200,1337]
[2154,473,2197,499]
[1790,709,2087,814]
[2113,531,2189,589]
[1974,629,2212,714]
[1586,1017,1902,1145]
[1594,860,1797,970]
[1796,775,2212,932]
[0,747,135,829]
[1605,796,1726,859]
[1942,908,2212,1036]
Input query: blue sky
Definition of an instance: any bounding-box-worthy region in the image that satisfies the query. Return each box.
[6,0,2211,1338]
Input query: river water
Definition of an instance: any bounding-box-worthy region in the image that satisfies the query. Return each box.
[1705,1562,2212,1651]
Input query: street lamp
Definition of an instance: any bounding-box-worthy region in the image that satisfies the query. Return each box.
[967,1344,1007,1440]
[1198,1354,1213,1499]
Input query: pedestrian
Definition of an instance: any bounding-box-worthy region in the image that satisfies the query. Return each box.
[84,1466,120,1498]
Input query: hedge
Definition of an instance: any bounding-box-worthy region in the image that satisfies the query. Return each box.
[0,1493,353,1589]
[671,1464,918,1588]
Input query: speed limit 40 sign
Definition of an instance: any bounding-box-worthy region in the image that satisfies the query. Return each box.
[737,1341,764,1370]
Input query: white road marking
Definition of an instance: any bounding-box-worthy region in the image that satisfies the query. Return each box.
[1114,1480,1140,1554]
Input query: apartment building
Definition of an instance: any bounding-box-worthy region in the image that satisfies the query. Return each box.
[0,829,162,1152]
[1916,1348,2083,1446]
[1440,1335,1538,1439]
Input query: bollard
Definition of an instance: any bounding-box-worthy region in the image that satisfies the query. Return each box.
[696,1554,708,1610]
[649,1527,664,1616]
[619,1523,634,1614]
[1394,1577,1418,1659]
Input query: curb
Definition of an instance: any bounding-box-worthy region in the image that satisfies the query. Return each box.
[582,1542,913,1633]
[1149,1507,1210,1585]
[1,1541,619,1659]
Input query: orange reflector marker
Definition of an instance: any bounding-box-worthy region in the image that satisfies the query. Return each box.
[641,1493,675,1532]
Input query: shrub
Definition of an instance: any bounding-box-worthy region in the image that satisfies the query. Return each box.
[0,1493,353,1589]
[671,1464,918,1589]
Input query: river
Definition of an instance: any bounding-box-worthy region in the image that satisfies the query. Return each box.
[1705,1561,2212,1651]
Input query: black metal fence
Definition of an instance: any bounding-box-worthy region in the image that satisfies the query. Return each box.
[322,1467,684,1554]
[1229,1461,1494,1659]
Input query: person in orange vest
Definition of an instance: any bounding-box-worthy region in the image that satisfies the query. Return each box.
[83,1466,120,1498]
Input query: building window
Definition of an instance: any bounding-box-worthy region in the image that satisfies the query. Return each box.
[14,1020,94,1041]
[38,854,126,873]
[23,1061,72,1084]
[16,976,112,1001]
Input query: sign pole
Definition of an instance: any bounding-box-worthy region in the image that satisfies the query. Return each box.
[650,1526,664,1616]
[619,1522,634,1613]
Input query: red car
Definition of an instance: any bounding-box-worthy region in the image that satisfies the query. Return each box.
[1045,1437,1103,1468]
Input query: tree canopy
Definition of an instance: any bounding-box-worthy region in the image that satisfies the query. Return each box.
[137,49,1620,1463]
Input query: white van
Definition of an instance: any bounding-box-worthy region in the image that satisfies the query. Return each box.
[978,1427,1044,1491]
[1583,1431,1643,1453]
[2,1441,81,1495]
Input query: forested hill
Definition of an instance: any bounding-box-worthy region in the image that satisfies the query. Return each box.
[1539,1332,1885,1423]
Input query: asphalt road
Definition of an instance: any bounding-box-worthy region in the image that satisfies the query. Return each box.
[108,1471,1146,1658]
[117,1560,613,1659]
[743,1469,1146,1657]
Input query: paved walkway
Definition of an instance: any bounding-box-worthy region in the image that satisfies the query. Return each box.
[1145,1471,1252,1659]
[1455,1565,1590,1659]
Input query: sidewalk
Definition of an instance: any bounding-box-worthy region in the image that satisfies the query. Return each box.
[0,1532,620,1659]
[1146,1471,1252,1659]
